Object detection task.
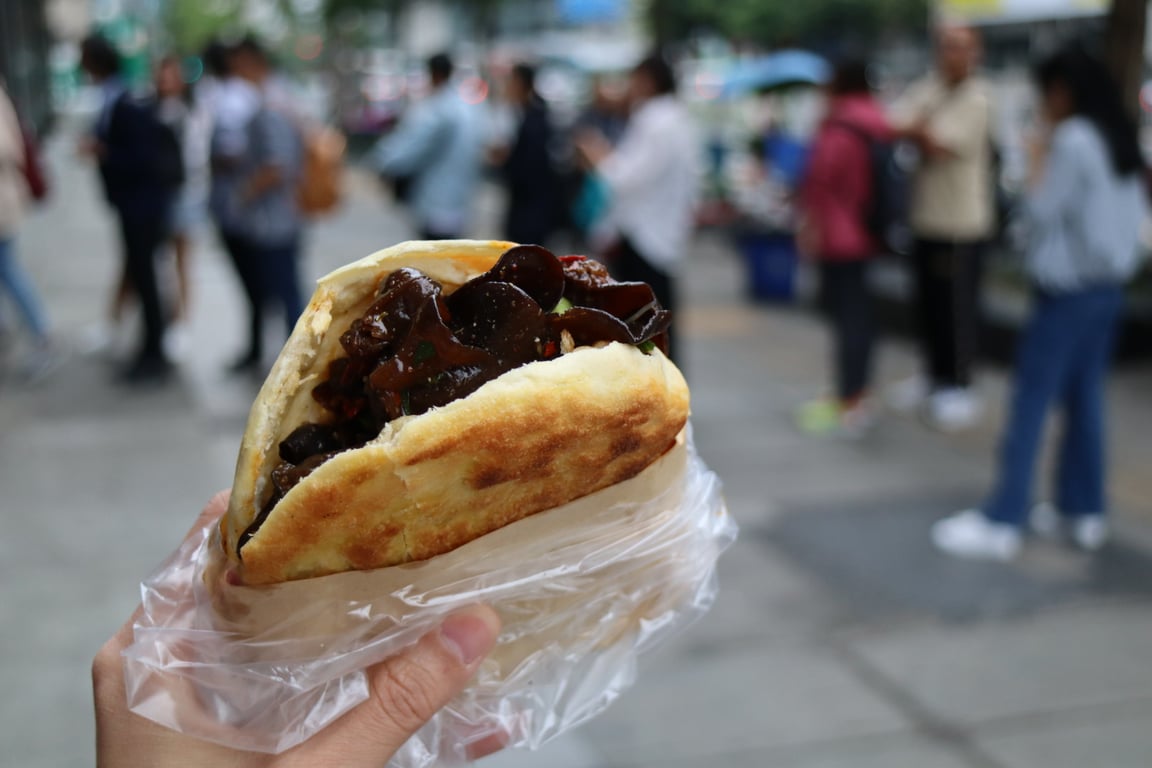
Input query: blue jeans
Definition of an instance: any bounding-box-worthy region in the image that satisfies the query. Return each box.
[0,237,49,340]
[984,285,1124,527]
[257,237,304,337]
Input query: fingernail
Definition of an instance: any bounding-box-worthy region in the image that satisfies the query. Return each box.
[438,608,499,666]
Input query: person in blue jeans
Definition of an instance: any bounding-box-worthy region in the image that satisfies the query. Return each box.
[933,45,1147,560]
[227,37,306,373]
[0,82,58,380]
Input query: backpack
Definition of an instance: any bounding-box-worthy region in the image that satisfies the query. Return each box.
[297,126,346,216]
[144,97,186,190]
[833,121,913,255]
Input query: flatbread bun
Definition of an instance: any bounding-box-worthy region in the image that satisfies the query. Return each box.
[224,240,690,585]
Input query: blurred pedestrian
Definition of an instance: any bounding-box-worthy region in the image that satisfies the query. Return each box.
[375,53,484,240]
[566,77,628,243]
[155,55,211,359]
[933,46,1146,560]
[890,26,995,430]
[203,40,264,372]
[575,54,700,364]
[574,76,628,147]
[0,81,59,380]
[226,36,306,373]
[493,63,559,245]
[81,34,183,384]
[795,59,891,437]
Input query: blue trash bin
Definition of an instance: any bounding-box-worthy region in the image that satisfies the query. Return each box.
[737,232,798,302]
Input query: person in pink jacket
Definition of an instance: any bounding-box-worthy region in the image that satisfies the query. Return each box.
[796,59,892,436]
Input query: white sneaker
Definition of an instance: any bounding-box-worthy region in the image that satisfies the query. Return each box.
[18,340,66,383]
[932,509,1022,561]
[1071,515,1109,551]
[886,375,929,413]
[926,387,982,432]
[78,322,133,359]
[1030,503,1109,551]
[164,323,191,363]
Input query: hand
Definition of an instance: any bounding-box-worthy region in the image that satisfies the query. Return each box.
[795,215,820,260]
[93,493,504,768]
[906,122,945,159]
[574,129,611,169]
[487,143,510,166]
[1026,131,1051,189]
[78,136,105,159]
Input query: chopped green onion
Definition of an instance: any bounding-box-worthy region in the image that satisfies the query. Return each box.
[638,340,656,354]
[551,297,574,315]
[401,390,412,416]
[414,340,436,363]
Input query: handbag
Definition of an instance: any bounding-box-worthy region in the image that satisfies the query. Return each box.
[20,124,49,202]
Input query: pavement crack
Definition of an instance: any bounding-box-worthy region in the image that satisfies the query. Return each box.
[829,637,1010,768]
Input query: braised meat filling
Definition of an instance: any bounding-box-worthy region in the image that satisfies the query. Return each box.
[238,245,670,554]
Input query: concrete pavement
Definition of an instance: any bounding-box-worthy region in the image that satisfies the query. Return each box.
[3,139,1152,767]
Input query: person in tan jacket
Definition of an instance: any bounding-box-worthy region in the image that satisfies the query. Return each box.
[890,26,995,431]
[0,82,57,380]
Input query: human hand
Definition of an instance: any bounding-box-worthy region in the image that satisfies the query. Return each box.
[795,214,820,260]
[1026,130,1051,189]
[906,122,945,159]
[77,136,105,159]
[487,143,510,166]
[574,129,611,168]
[93,492,504,768]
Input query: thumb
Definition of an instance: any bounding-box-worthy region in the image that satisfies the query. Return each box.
[280,605,501,767]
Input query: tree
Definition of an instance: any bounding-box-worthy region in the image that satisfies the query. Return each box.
[322,0,507,44]
[646,0,927,50]
[163,0,305,54]
[164,0,244,54]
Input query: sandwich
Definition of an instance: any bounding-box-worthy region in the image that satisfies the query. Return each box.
[221,240,689,585]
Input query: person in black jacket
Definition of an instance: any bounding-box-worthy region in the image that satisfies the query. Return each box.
[496,63,559,245]
[81,34,182,383]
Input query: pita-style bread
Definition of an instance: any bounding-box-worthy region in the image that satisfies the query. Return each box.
[223,240,689,585]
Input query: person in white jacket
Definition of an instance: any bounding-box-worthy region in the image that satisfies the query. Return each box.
[576,55,700,364]
[0,82,57,380]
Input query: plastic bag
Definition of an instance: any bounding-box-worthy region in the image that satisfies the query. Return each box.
[122,429,736,763]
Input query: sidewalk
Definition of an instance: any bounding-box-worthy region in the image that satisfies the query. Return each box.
[2,144,1152,767]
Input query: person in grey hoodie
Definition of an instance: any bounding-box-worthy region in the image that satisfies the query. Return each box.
[933,45,1147,561]
[375,53,483,240]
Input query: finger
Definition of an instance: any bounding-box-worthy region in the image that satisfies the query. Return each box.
[281,605,501,767]
[465,730,510,761]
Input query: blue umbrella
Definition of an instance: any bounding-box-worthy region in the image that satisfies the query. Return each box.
[722,50,830,97]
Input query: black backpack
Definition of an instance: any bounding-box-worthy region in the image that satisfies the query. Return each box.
[832,121,913,255]
[142,96,186,190]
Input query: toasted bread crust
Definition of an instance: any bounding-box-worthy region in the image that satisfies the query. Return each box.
[224,240,689,584]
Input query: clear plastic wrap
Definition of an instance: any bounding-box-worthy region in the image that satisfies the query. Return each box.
[122,429,736,764]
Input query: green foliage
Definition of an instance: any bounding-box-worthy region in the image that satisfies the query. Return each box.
[324,0,409,22]
[163,0,304,55]
[164,0,244,54]
[648,0,928,47]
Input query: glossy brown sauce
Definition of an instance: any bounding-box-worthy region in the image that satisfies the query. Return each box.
[238,245,670,554]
